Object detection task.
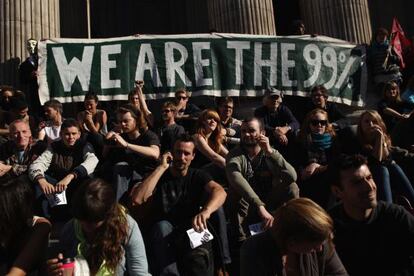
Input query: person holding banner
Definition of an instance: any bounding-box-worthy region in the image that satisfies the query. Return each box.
[128,80,154,128]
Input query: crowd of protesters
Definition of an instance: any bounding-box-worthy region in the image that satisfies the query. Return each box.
[1,25,414,276]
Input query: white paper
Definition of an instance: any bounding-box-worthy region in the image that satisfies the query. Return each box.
[249,222,264,236]
[46,191,67,207]
[186,228,214,249]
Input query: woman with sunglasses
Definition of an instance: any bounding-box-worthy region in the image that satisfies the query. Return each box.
[296,109,336,208]
[127,81,154,128]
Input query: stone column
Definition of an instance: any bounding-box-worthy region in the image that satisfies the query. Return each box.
[299,0,372,44]
[207,0,276,35]
[0,0,60,86]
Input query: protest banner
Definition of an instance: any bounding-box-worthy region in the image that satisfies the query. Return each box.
[38,33,366,106]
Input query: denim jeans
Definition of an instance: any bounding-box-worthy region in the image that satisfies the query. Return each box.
[371,162,414,203]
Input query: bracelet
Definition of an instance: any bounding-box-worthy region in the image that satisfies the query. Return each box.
[126,143,129,149]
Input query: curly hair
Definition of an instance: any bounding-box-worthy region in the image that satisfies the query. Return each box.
[357,110,392,149]
[195,109,224,152]
[298,108,336,145]
[72,178,129,274]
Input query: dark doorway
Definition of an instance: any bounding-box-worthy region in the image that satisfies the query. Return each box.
[273,0,302,35]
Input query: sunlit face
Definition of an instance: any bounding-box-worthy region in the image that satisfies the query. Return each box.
[175,92,188,106]
[218,102,234,119]
[44,106,59,121]
[265,95,282,111]
[203,116,218,133]
[84,99,97,113]
[311,90,327,108]
[360,113,380,136]
[241,119,262,147]
[309,112,328,135]
[161,107,174,121]
[130,94,140,107]
[117,111,137,133]
[287,239,325,254]
[10,122,32,149]
[172,141,195,171]
[61,126,81,146]
[334,164,377,211]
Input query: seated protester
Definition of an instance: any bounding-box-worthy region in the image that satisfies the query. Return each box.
[356,110,414,204]
[47,178,150,276]
[368,28,402,86]
[130,134,227,276]
[217,97,242,149]
[401,75,414,104]
[103,104,160,201]
[0,85,16,111]
[0,120,46,180]
[226,117,299,242]
[240,198,347,276]
[0,176,51,276]
[295,109,336,208]
[174,89,201,133]
[377,81,414,131]
[299,85,345,125]
[254,89,299,161]
[38,99,63,145]
[192,109,228,169]
[157,101,185,153]
[128,80,154,128]
[29,119,99,219]
[0,86,23,141]
[329,154,414,276]
[0,97,38,140]
[77,92,108,158]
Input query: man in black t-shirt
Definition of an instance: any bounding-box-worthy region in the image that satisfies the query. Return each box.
[329,154,414,276]
[131,134,226,276]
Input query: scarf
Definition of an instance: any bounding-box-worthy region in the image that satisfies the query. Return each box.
[311,133,332,150]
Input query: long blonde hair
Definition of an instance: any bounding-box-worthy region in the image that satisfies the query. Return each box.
[298,109,336,145]
[357,110,391,149]
[195,109,224,152]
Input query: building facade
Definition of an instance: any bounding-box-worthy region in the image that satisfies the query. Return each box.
[0,0,412,86]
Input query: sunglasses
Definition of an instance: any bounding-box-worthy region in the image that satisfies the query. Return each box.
[176,96,188,100]
[310,120,328,126]
[162,109,172,113]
